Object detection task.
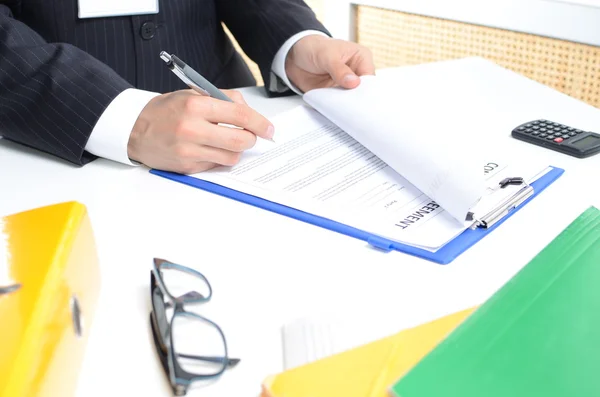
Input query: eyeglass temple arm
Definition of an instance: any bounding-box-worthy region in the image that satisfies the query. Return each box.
[176,353,240,367]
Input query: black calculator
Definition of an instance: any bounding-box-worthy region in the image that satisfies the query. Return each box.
[511,119,600,158]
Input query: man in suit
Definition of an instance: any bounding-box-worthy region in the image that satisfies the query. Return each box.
[0,0,374,173]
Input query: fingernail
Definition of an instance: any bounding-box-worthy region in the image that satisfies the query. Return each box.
[343,74,359,83]
[266,125,275,139]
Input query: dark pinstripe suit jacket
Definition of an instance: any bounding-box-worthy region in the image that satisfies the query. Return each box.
[0,0,328,165]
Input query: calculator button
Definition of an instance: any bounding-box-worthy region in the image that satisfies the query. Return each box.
[568,127,575,131]
[540,128,547,132]
[569,132,577,136]
[517,127,526,131]
[539,133,548,138]
[546,135,556,140]
[575,129,583,134]
[532,126,539,130]
[553,127,561,132]
[562,134,570,139]
[553,137,564,143]
[533,121,540,125]
[525,128,533,133]
[532,130,540,135]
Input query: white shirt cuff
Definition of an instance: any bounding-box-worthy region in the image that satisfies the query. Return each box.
[85,88,160,165]
[270,30,329,96]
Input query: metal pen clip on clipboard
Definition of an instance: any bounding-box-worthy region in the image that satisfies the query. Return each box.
[468,177,535,230]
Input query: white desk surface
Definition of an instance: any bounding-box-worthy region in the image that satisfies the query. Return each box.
[1,58,599,397]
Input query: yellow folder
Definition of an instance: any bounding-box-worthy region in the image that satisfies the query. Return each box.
[0,202,101,397]
[261,308,476,397]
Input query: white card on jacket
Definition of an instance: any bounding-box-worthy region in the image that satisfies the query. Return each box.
[78,0,158,18]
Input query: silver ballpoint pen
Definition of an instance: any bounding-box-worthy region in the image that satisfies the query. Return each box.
[160,51,233,102]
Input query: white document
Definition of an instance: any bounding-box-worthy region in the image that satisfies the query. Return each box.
[193,105,549,251]
[303,75,486,224]
[281,311,429,370]
[78,0,158,18]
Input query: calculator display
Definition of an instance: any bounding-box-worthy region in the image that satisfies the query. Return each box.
[572,135,600,149]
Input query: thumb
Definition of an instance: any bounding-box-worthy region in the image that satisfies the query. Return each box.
[327,60,360,89]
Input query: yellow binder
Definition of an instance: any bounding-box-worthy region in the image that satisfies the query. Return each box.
[0,202,101,397]
[261,308,476,397]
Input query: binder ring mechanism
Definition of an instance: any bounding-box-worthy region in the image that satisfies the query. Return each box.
[468,177,534,230]
[0,283,21,296]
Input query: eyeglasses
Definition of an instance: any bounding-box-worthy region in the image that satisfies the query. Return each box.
[150,258,240,396]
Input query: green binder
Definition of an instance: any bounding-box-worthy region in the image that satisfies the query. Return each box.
[390,206,600,397]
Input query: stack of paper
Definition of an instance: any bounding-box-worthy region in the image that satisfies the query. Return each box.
[281,312,422,370]
[262,308,475,397]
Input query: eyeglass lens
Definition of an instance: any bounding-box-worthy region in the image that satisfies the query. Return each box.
[159,265,211,302]
[171,313,227,376]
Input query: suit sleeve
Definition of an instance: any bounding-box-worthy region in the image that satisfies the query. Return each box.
[215,0,330,97]
[0,5,133,165]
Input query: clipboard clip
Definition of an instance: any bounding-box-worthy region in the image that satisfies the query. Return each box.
[468,177,534,230]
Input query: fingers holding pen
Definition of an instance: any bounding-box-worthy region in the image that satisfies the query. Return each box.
[200,123,258,153]
[197,96,275,141]
[128,89,275,174]
[179,89,273,142]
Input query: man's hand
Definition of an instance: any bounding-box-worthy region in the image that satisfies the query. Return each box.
[127,89,274,174]
[285,35,375,93]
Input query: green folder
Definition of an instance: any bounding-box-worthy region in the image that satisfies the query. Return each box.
[390,205,600,397]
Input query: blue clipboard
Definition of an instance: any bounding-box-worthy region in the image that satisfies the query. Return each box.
[150,166,564,264]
